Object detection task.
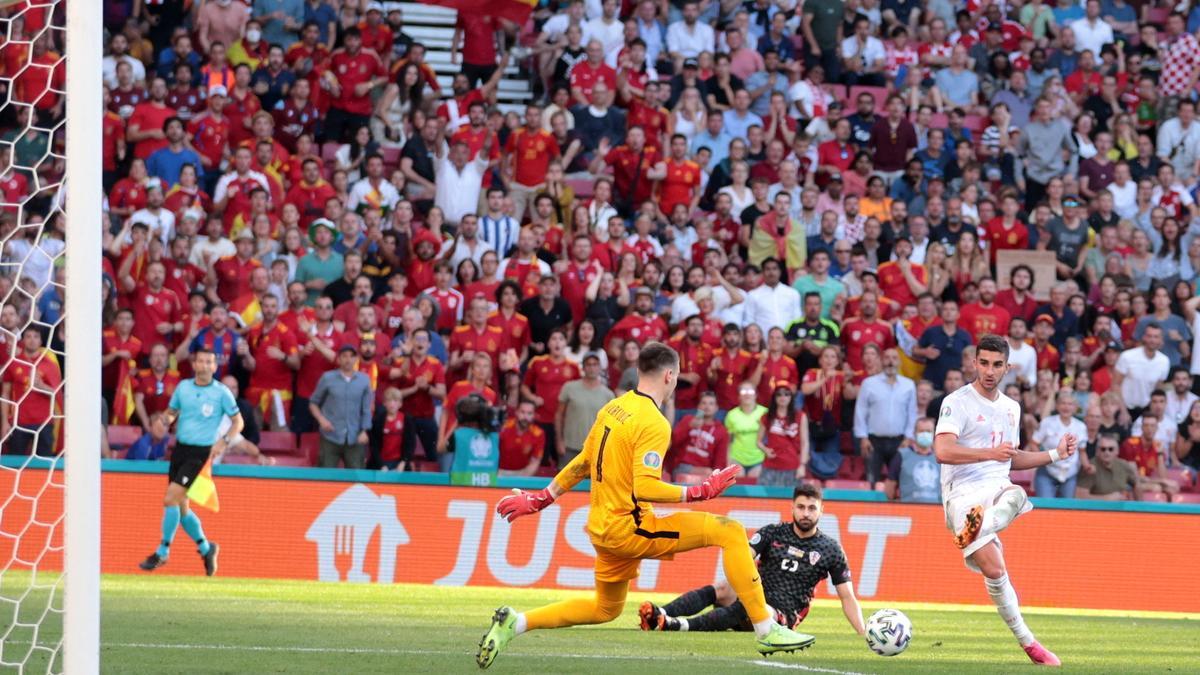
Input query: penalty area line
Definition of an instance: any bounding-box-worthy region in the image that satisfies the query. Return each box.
[98,641,871,672]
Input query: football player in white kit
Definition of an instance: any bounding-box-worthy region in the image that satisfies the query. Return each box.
[934,335,1077,667]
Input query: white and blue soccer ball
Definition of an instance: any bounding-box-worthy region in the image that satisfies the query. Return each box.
[864,608,912,656]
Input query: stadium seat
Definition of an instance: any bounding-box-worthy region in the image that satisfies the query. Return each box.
[567,177,595,199]
[963,114,989,133]
[107,425,142,449]
[1170,493,1200,504]
[928,112,949,129]
[535,465,557,478]
[823,479,871,491]
[380,147,402,170]
[1166,466,1195,493]
[258,431,298,455]
[320,142,340,164]
[820,83,845,102]
[272,455,311,467]
[414,460,440,473]
[1009,469,1034,490]
[1139,491,1169,502]
[738,475,757,485]
[837,455,865,480]
[1144,7,1169,24]
[221,455,255,465]
[298,433,321,466]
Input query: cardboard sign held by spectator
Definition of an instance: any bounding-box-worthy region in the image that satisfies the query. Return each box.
[996,250,1056,303]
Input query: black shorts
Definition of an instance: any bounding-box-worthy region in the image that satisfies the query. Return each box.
[168,443,211,487]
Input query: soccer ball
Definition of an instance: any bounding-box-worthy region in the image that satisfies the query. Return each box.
[864,609,912,656]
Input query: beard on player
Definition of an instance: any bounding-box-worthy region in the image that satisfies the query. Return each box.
[794,516,818,533]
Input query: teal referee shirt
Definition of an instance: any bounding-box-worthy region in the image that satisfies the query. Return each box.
[168,379,239,446]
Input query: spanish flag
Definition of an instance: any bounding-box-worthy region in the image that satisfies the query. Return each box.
[111,357,137,425]
[187,460,219,512]
[423,0,535,24]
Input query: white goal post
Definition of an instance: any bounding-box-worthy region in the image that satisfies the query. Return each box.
[63,0,103,672]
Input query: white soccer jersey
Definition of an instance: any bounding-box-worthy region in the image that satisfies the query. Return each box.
[935,383,1021,494]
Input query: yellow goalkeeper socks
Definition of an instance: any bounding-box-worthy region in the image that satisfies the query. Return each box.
[703,514,770,626]
[524,580,628,630]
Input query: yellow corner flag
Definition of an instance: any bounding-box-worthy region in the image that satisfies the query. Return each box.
[187,460,220,512]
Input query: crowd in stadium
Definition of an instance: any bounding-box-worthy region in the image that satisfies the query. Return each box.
[2,0,1200,502]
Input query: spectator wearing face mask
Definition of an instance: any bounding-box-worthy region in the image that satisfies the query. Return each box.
[883,416,941,503]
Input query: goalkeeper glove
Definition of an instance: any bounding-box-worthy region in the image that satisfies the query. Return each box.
[685,464,739,502]
[496,487,554,523]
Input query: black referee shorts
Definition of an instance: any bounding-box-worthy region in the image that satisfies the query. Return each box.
[168,443,211,488]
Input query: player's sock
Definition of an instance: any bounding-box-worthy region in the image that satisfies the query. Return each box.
[702,514,772,635]
[180,510,211,555]
[662,585,717,617]
[675,617,689,631]
[513,613,527,635]
[682,605,746,632]
[985,573,1034,647]
[156,505,181,558]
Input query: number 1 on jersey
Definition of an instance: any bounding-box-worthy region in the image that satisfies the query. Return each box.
[595,426,611,482]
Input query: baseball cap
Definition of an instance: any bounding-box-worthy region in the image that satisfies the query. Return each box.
[144,177,163,192]
[338,343,358,354]
[208,85,228,98]
[1063,195,1084,208]
[366,1,385,12]
[234,228,255,241]
[582,352,601,364]
[683,57,699,69]
[1034,313,1055,326]
[635,285,654,297]
[985,21,1003,32]
[181,207,204,222]
[828,172,843,182]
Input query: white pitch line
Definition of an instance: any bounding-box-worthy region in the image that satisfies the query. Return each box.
[751,660,868,675]
[98,641,873,673]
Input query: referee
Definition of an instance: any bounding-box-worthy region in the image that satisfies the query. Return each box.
[139,348,242,576]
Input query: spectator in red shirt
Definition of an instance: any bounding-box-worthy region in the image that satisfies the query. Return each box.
[569,39,619,107]
[959,277,1013,340]
[375,387,406,470]
[503,104,560,222]
[842,291,896,371]
[668,314,715,416]
[453,13,500,88]
[0,327,61,457]
[756,327,800,405]
[439,352,499,455]
[995,263,1039,325]
[395,328,447,469]
[126,76,176,160]
[131,260,185,351]
[757,385,809,487]
[670,391,731,482]
[101,308,143,407]
[875,236,927,308]
[708,323,762,412]
[291,295,340,433]
[244,294,301,430]
[134,343,181,432]
[498,399,545,475]
[322,27,387,143]
[520,329,581,465]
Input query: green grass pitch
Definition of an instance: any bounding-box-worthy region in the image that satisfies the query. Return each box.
[2,574,1197,673]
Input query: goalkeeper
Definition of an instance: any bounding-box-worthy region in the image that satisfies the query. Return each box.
[639,483,866,636]
[476,342,815,670]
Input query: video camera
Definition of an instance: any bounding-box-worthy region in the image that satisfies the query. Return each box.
[454,393,506,433]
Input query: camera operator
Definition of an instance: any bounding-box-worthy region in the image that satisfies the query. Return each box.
[447,392,502,486]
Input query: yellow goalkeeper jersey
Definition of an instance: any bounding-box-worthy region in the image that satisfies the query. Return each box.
[574,389,683,544]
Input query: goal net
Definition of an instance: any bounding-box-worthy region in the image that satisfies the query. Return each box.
[0,0,101,673]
